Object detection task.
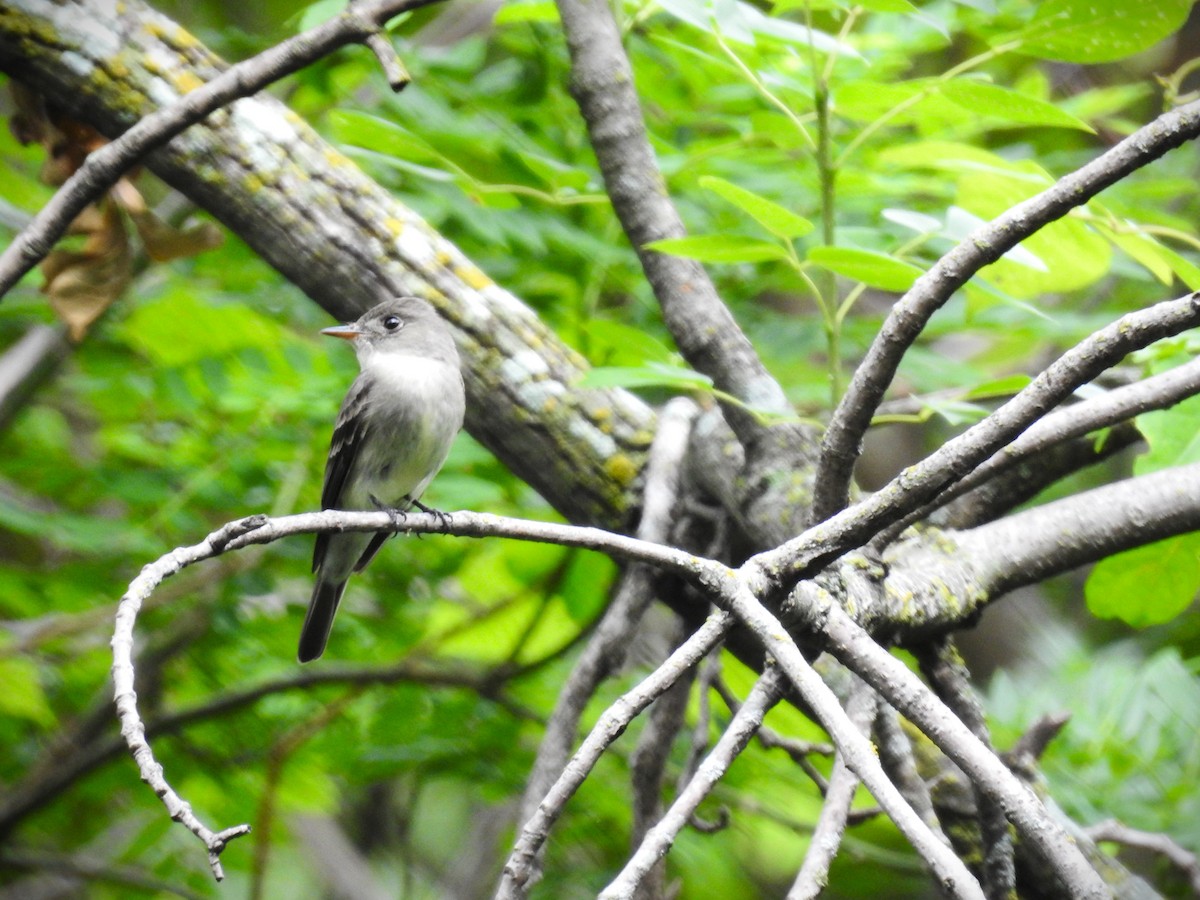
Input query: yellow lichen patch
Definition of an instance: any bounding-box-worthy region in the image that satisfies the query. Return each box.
[170,70,204,94]
[322,147,354,169]
[164,25,201,50]
[105,57,131,80]
[455,262,493,291]
[383,217,405,238]
[605,453,639,487]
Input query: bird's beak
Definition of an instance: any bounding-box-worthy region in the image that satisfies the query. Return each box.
[320,324,362,341]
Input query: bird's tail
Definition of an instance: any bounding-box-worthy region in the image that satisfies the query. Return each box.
[298,576,347,663]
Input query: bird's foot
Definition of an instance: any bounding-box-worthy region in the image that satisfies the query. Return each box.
[370,494,408,531]
[411,498,453,531]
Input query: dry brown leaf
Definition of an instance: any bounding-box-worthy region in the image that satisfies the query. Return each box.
[42,199,131,342]
[12,85,221,340]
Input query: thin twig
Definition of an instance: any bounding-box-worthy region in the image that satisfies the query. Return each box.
[874,707,941,835]
[602,666,786,900]
[720,582,986,898]
[815,603,1105,898]
[787,679,879,900]
[884,356,1200,539]
[0,848,207,900]
[628,620,697,899]
[918,639,1015,900]
[497,612,736,898]
[1084,820,1200,896]
[514,398,698,850]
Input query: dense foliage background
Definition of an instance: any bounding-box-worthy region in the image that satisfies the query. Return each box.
[1,0,1199,896]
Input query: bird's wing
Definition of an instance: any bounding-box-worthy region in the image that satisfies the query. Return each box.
[313,376,371,573]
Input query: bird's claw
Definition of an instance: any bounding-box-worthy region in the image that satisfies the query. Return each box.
[370,494,408,530]
[412,498,453,531]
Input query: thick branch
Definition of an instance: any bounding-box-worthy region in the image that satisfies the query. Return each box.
[962,460,1200,597]
[812,99,1200,521]
[0,0,656,528]
[553,0,801,446]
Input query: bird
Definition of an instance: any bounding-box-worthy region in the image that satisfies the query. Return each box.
[299,296,465,663]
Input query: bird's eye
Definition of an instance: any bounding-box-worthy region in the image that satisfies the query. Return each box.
[383,315,403,331]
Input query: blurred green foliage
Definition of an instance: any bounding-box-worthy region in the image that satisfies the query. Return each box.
[1,0,1199,895]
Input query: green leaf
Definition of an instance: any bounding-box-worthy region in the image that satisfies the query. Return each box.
[1134,393,1200,475]
[1016,0,1193,64]
[1151,244,1200,291]
[1086,534,1200,627]
[646,235,791,263]
[493,0,560,24]
[119,295,284,368]
[1095,225,1175,285]
[963,373,1033,401]
[854,0,918,11]
[954,167,1111,297]
[327,110,439,164]
[938,79,1094,132]
[291,0,342,32]
[583,319,677,367]
[0,656,55,726]
[807,246,924,291]
[699,176,813,239]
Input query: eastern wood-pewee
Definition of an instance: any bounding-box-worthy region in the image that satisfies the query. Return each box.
[299,296,465,663]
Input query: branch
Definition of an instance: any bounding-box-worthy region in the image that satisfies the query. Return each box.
[553,0,798,443]
[720,581,986,898]
[874,706,941,833]
[1084,820,1200,896]
[602,666,786,900]
[928,425,1140,531]
[918,639,1015,900]
[814,603,1107,898]
[498,612,736,899]
[0,0,658,529]
[787,679,879,900]
[0,656,530,841]
[891,355,1200,535]
[0,323,70,432]
[962,460,1200,596]
[757,291,1200,586]
[627,631,702,898]
[812,98,1200,521]
[0,848,207,900]
[515,398,697,836]
[0,0,437,302]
